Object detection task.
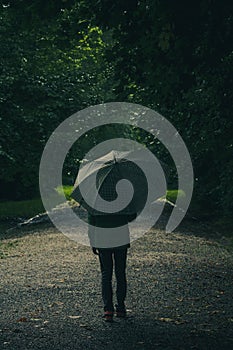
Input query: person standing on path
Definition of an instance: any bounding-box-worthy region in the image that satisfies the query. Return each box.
[88,212,137,322]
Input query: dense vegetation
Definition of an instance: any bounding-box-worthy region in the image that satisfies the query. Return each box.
[0,0,232,219]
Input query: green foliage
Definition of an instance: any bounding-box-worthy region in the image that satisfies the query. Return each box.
[0,0,232,221]
[0,198,45,219]
[166,190,186,203]
[90,0,233,218]
[0,3,116,200]
[55,185,73,200]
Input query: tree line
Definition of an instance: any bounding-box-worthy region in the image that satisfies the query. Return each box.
[0,0,232,219]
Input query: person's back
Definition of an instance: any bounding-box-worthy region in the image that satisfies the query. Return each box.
[88,212,136,249]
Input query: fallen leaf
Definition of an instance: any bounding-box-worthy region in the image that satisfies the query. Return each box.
[158,317,186,325]
[210,310,220,314]
[58,279,65,283]
[79,324,93,330]
[159,317,173,322]
[174,320,187,325]
[30,318,41,321]
[48,301,64,307]
[17,317,27,322]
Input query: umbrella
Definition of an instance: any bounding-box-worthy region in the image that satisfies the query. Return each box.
[71,150,166,216]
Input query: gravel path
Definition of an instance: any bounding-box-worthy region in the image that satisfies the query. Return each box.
[0,219,233,350]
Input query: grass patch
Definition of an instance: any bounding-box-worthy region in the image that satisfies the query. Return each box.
[0,198,45,220]
[56,186,184,205]
[0,186,73,220]
[0,187,183,220]
[55,185,73,200]
[55,186,184,204]
[0,240,18,259]
[166,189,185,203]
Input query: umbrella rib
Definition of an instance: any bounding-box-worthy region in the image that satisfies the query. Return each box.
[92,162,122,212]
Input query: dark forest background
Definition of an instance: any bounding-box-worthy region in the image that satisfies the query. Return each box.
[0,0,232,221]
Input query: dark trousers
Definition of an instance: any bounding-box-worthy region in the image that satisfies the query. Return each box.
[98,248,128,312]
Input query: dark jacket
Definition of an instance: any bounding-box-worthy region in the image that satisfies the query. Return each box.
[88,213,136,249]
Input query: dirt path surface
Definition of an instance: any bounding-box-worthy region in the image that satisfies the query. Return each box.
[0,219,233,350]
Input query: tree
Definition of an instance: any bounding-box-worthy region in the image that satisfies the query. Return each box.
[0,2,116,199]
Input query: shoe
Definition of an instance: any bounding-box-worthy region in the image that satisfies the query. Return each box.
[116,310,126,318]
[115,305,127,318]
[103,311,114,322]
